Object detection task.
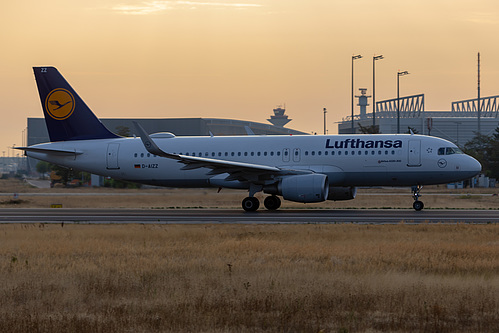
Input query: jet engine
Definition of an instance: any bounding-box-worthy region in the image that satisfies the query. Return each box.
[264,174,329,203]
[327,186,357,201]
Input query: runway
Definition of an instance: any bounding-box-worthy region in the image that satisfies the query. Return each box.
[0,208,497,224]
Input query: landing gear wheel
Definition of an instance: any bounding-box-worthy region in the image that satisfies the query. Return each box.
[264,195,281,210]
[411,185,424,211]
[413,200,424,211]
[242,197,260,212]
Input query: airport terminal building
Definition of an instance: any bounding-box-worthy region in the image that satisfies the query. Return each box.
[338,91,499,148]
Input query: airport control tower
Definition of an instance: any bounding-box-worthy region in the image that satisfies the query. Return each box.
[267,106,292,127]
[355,88,371,118]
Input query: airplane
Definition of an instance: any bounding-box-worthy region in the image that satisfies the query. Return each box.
[17,67,481,211]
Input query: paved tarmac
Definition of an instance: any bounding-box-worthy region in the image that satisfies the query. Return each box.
[0,208,497,224]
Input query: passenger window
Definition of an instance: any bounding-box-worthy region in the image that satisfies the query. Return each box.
[385,151,388,155]
[378,151,381,155]
[263,152,267,156]
[305,151,309,156]
[318,151,321,156]
[277,151,281,156]
[311,151,315,156]
[231,152,234,156]
[358,151,361,155]
[244,152,248,156]
[325,151,328,156]
[371,151,375,155]
[338,151,342,155]
[331,151,335,156]
[270,152,274,156]
[238,152,241,156]
[141,153,144,157]
[134,153,137,158]
[345,151,348,155]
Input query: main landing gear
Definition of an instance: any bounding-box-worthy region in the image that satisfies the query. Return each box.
[264,195,281,210]
[242,195,281,212]
[242,197,259,212]
[412,185,424,211]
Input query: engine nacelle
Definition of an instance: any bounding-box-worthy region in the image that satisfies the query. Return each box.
[327,186,357,201]
[267,174,329,203]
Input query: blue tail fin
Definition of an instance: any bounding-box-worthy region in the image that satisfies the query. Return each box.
[33,67,119,141]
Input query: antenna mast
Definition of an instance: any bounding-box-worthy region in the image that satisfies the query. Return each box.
[478,52,481,134]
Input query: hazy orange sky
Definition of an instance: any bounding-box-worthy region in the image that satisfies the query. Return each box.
[2,0,499,154]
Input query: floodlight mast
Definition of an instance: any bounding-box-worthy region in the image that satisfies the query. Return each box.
[372,55,384,127]
[351,54,362,133]
[397,70,410,134]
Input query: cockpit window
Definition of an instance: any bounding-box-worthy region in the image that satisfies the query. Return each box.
[438,147,463,155]
[446,147,463,154]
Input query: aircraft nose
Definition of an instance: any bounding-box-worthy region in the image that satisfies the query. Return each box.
[465,155,482,177]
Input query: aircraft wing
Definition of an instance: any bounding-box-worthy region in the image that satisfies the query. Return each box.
[133,122,310,182]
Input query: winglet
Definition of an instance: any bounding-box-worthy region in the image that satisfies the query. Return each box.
[133,122,180,160]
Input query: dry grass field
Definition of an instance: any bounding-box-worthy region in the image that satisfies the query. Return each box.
[1,179,498,331]
[0,178,498,209]
[0,224,497,332]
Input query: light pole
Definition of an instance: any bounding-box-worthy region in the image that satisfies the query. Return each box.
[323,108,327,135]
[351,54,362,133]
[397,70,409,134]
[372,55,383,128]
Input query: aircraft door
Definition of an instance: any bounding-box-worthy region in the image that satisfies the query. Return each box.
[407,140,421,167]
[282,148,290,162]
[293,148,301,162]
[106,143,120,169]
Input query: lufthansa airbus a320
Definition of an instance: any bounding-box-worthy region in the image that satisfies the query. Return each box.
[17,67,481,211]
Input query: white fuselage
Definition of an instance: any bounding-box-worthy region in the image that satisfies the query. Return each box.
[27,134,481,189]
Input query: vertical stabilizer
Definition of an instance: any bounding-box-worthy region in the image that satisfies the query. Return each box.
[33,67,119,141]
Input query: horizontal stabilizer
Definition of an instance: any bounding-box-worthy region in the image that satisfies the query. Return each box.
[15,147,83,155]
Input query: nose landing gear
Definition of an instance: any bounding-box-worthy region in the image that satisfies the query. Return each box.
[412,185,424,211]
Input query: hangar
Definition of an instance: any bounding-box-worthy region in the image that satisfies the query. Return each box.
[27,117,307,147]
